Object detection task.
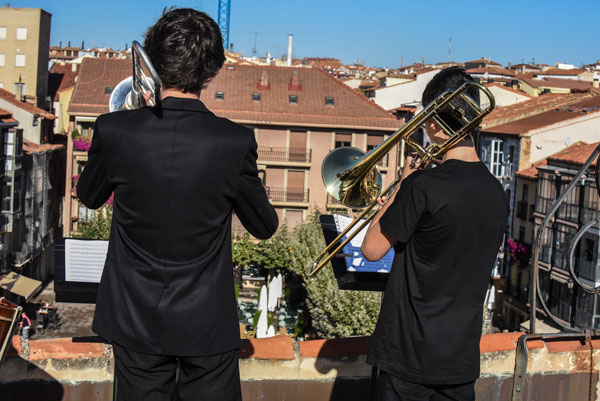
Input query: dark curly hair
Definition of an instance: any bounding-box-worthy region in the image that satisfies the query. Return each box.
[422,66,480,132]
[144,8,225,93]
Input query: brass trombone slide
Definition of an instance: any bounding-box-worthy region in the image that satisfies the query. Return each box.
[308,82,495,278]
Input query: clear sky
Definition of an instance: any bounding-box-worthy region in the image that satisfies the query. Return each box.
[8,0,600,68]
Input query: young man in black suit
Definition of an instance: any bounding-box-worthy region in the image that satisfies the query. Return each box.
[77,8,278,401]
[361,67,508,401]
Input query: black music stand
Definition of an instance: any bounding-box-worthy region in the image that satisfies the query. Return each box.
[318,214,392,400]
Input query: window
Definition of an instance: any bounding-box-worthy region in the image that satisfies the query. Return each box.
[16,27,27,40]
[105,87,114,95]
[215,91,224,99]
[335,133,352,148]
[289,95,298,104]
[252,93,261,101]
[0,54,4,67]
[325,96,334,105]
[0,27,6,40]
[15,54,25,67]
[490,139,504,177]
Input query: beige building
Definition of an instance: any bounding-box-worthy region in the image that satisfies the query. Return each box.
[0,6,51,108]
[64,59,403,235]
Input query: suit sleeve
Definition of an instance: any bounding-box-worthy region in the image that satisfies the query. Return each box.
[232,136,279,239]
[76,119,114,209]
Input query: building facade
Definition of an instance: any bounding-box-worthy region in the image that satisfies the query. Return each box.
[64,59,403,235]
[0,6,51,108]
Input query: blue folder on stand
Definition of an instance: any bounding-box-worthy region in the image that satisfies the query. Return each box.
[319,214,392,291]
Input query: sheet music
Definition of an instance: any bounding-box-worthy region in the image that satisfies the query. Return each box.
[65,239,108,283]
[332,214,394,273]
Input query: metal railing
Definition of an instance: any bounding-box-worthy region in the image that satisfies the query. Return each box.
[267,187,309,202]
[257,147,311,163]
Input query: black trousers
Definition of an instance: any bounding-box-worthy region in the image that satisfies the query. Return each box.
[376,371,475,401]
[112,343,242,401]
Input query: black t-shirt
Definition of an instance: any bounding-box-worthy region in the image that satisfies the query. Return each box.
[367,159,508,385]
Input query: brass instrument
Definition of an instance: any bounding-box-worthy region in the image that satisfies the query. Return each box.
[309,81,495,278]
[109,41,162,112]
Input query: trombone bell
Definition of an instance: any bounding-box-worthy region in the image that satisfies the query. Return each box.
[322,147,382,208]
[108,40,162,112]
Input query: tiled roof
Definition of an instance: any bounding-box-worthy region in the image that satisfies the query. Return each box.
[536,68,581,76]
[466,66,516,77]
[465,58,502,66]
[68,60,401,129]
[22,139,64,155]
[201,65,400,129]
[482,94,600,136]
[0,108,17,124]
[482,92,590,129]
[485,82,533,99]
[49,64,78,101]
[521,78,593,91]
[547,141,599,166]
[0,88,55,119]
[69,58,131,115]
[515,160,547,179]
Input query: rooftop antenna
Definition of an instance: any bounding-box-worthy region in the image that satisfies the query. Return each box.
[251,32,260,58]
[218,0,231,50]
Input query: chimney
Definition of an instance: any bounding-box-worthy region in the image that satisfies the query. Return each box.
[229,42,234,53]
[68,41,71,47]
[258,70,269,89]
[81,41,84,49]
[287,34,293,67]
[289,70,301,90]
[59,41,62,48]
[15,82,23,101]
[594,79,599,89]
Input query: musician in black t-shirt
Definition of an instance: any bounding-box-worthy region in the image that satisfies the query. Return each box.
[361,67,508,401]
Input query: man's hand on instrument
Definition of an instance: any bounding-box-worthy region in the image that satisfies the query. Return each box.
[402,153,421,181]
[142,90,152,105]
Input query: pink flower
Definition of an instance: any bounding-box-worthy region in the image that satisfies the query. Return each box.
[73,137,92,152]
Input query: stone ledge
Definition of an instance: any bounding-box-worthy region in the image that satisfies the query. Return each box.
[9,332,598,362]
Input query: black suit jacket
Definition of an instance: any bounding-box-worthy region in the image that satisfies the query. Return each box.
[77,97,278,355]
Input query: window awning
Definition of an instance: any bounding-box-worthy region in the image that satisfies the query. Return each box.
[0,272,42,301]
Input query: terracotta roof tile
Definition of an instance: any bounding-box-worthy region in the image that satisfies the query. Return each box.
[521,77,593,91]
[466,66,516,77]
[515,160,547,179]
[547,141,600,166]
[483,94,600,136]
[202,65,400,130]
[68,60,401,130]
[485,82,533,99]
[22,139,64,154]
[536,68,582,77]
[482,92,590,130]
[0,108,17,124]
[465,58,502,66]
[0,88,55,119]
[69,58,131,115]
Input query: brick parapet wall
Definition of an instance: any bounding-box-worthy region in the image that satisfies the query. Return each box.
[3,333,600,400]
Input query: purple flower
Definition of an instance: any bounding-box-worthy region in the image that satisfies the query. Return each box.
[73,137,92,152]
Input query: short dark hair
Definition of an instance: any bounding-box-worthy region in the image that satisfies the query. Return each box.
[421,66,480,132]
[144,8,225,93]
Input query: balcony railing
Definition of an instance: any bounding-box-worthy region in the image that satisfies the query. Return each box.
[267,187,309,203]
[258,147,312,163]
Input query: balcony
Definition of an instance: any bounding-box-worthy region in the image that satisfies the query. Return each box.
[267,187,309,203]
[257,147,311,164]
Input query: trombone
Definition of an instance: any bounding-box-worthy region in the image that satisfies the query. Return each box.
[308,81,495,278]
[109,41,162,112]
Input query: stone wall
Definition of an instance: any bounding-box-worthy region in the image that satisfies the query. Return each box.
[2,333,600,401]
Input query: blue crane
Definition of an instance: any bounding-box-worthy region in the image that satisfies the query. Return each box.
[218,0,231,50]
